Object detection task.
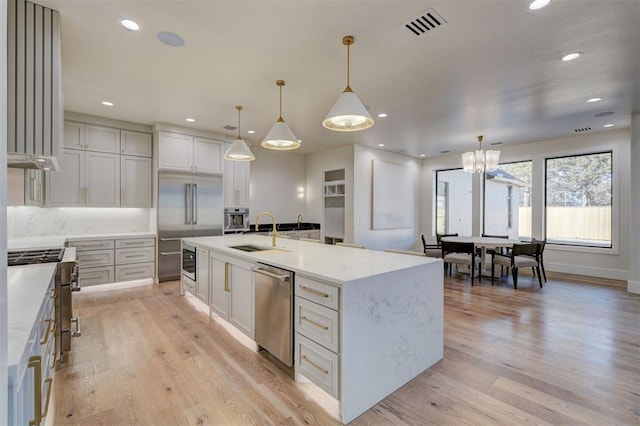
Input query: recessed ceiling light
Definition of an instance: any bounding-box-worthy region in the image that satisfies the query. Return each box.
[247,130,255,134]
[603,124,615,128]
[377,113,388,118]
[419,154,426,157]
[561,52,582,62]
[378,144,385,147]
[185,118,195,122]
[120,19,140,31]
[101,101,114,106]
[529,0,552,11]
[586,97,602,103]
[157,31,185,47]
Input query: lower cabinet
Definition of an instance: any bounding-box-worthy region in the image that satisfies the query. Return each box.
[195,248,209,303]
[209,253,254,338]
[68,236,155,286]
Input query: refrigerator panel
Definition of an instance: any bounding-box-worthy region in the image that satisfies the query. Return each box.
[192,173,223,236]
[158,171,193,236]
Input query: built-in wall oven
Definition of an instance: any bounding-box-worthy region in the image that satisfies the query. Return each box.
[224,207,249,232]
[182,243,196,281]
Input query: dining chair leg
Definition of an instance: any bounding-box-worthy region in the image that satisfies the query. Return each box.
[512,267,518,289]
[471,262,475,286]
[491,260,495,285]
[536,266,543,288]
[541,261,547,282]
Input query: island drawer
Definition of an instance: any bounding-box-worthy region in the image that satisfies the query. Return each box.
[116,262,154,282]
[295,276,339,310]
[115,246,154,264]
[79,266,115,287]
[295,333,339,399]
[68,239,114,251]
[295,297,339,353]
[182,276,195,295]
[77,249,114,268]
[115,237,155,248]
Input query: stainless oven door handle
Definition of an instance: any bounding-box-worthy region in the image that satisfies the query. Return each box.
[160,251,182,256]
[159,237,181,241]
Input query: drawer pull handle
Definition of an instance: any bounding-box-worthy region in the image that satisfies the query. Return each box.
[40,319,53,345]
[300,286,329,298]
[124,254,147,258]
[301,355,329,375]
[42,377,53,418]
[28,356,42,426]
[80,256,107,261]
[79,243,109,248]
[301,316,329,330]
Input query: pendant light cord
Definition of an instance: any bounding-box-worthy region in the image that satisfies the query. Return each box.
[279,84,283,119]
[346,41,350,88]
[236,105,242,138]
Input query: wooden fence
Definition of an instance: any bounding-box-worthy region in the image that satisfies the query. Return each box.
[519,206,611,242]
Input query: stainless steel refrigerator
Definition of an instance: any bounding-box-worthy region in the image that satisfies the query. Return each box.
[158,171,223,281]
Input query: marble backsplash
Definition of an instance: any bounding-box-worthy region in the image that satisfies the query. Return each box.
[6,206,152,239]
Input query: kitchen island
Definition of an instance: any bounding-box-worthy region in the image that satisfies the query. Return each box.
[182,234,443,424]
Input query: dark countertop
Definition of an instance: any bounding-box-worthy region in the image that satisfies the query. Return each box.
[243,222,320,233]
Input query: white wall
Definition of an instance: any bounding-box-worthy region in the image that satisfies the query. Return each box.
[248,147,306,224]
[305,145,354,241]
[421,129,631,280]
[1,0,9,419]
[353,145,421,251]
[629,114,640,293]
[6,207,152,238]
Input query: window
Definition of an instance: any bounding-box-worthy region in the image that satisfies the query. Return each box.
[435,168,472,236]
[484,160,532,239]
[545,151,612,248]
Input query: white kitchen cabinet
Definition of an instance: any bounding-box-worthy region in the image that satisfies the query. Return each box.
[223,143,250,207]
[158,131,223,174]
[209,253,254,338]
[121,130,152,157]
[46,149,84,207]
[121,155,151,208]
[24,169,45,207]
[64,122,120,153]
[196,248,210,304]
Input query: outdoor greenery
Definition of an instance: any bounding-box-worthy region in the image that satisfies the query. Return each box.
[546,152,612,207]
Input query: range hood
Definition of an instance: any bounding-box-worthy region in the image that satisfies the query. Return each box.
[7,0,63,172]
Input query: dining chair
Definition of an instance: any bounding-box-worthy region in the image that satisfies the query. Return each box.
[482,233,509,274]
[441,241,481,286]
[490,242,543,289]
[531,238,547,282]
[436,233,458,271]
[421,234,441,258]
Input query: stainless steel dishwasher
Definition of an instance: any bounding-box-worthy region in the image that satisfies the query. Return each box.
[252,263,294,366]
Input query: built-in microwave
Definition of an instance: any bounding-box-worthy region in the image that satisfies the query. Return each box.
[225,207,249,231]
[182,244,196,281]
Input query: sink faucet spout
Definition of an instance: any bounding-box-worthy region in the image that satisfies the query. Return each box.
[255,212,278,247]
[297,214,303,228]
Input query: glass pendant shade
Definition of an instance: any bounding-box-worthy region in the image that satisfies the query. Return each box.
[262,80,300,150]
[224,105,255,161]
[462,135,500,173]
[323,35,374,132]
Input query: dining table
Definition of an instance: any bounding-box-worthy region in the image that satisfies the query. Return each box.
[441,236,521,277]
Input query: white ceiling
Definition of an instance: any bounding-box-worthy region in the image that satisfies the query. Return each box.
[37,0,640,158]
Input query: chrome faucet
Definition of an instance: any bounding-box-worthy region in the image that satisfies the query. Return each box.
[255,212,278,247]
[297,214,303,228]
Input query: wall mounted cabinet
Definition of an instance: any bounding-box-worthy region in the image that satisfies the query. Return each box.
[223,145,250,208]
[158,131,223,174]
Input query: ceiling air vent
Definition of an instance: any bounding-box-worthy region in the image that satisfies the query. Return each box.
[574,127,592,133]
[490,141,503,146]
[404,8,447,37]
[223,125,237,131]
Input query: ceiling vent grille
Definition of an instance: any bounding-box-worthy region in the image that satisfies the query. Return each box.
[404,9,447,36]
[574,127,592,133]
[223,125,237,131]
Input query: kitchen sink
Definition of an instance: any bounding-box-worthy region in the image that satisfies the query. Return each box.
[229,244,276,252]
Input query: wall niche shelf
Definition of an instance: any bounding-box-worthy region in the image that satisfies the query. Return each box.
[323,169,345,244]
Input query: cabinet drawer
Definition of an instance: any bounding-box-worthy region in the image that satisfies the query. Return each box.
[182,276,195,295]
[295,297,339,353]
[77,249,114,268]
[295,333,339,399]
[68,239,114,251]
[116,262,154,282]
[295,276,340,310]
[115,246,154,264]
[115,237,154,249]
[79,266,115,287]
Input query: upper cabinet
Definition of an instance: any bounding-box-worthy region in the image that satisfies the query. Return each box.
[63,122,120,153]
[121,130,153,157]
[223,144,250,208]
[158,131,223,174]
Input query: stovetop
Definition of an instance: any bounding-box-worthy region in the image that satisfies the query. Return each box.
[7,248,65,267]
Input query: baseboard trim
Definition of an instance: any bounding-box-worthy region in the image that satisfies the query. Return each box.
[627,280,640,294]
[545,262,628,281]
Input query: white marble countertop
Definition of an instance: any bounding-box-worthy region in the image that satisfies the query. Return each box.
[7,263,57,381]
[8,232,156,250]
[183,235,440,284]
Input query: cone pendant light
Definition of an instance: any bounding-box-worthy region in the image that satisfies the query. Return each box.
[224,106,255,161]
[262,80,300,150]
[322,35,374,132]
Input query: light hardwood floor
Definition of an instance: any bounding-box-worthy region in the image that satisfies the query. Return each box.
[51,272,640,425]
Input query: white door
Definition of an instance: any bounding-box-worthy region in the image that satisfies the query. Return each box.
[121,155,151,208]
[158,132,193,172]
[86,151,120,207]
[63,121,84,149]
[229,263,253,338]
[85,124,120,153]
[47,148,84,207]
[121,130,152,157]
[196,248,210,304]
[193,137,223,174]
[209,254,229,318]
